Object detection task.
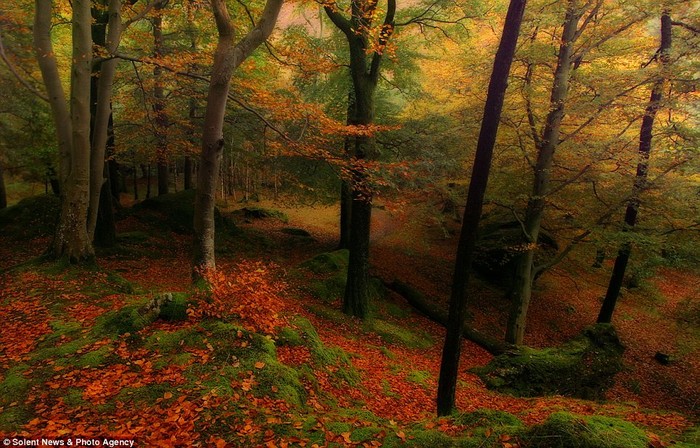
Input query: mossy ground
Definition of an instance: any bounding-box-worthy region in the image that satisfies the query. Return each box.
[0,196,696,446]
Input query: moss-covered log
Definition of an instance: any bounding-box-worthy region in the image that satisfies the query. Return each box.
[472,324,624,399]
[388,280,510,355]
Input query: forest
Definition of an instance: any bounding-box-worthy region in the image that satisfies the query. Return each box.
[0,0,699,446]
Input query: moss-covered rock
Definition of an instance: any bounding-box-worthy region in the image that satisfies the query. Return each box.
[237,206,288,223]
[300,250,349,274]
[524,412,648,448]
[472,324,624,399]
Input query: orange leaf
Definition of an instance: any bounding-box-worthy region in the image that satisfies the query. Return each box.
[255,361,266,369]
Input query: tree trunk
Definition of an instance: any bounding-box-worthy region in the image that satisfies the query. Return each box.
[0,161,6,209]
[338,90,355,250]
[506,0,582,345]
[184,156,193,190]
[153,1,169,196]
[88,0,121,242]
[598,12,671,324]
[436,0,528,416]
[35,0,94,262]
[192,0,283,277]
[324,0,396,319]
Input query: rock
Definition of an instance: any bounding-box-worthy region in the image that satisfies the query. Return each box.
[472,324,624,399]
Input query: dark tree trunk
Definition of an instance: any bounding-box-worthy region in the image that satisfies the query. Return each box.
[324,0,396,319]
[153,2,169,196]
[598,12,671,324]
[0,162,6,209]
[90,4,117,245]
[338,90,355,250]
[94,174,116,247]
[107,114,121,205]
[184,156,193,190]
[338,179,352,249]
[436,0,528,416]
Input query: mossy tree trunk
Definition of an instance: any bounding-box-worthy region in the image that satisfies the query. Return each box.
[192,0,283,277]
[598,12,672,324]
[436,0,528,416]
[324,0,396,319]
[506,0,590,345]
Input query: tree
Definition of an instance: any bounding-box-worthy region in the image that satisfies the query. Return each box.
[192,0,284,276]
[323,0,396,318]
[598,11,672,324]
[34,0,94,262]
[436,0,528,417]
[505,0,595,345]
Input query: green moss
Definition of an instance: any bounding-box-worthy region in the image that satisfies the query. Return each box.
[325,421,352,435]
[525,412,648,448]
[32,338,91,362]
[254,359,305,407]
[94,301,152,336]
[63,388,87,407]
[158,293,189,321]
[307,304,348,324]
[145,328,202,352]
[76,345,113,368]
[309,272,347,302]
[472,324,624,399]
[351,426,383,443]
[300,250,349,274]
[365,319,434,349]
[277,327,304,346]
[0,406,30,432]
[106,271,138,294]
[293,317,360,386]
[406,370,431,387]
[0,365,30,405]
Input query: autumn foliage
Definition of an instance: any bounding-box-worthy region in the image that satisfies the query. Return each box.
[190,262,286,335]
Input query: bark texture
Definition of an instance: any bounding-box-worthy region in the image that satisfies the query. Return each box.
[436,0,528,416]
[192,0,283,276]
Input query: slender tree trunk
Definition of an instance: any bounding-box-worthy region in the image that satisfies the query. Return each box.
[192,0,283,277]
[0,161,6,209]
[436,0,528,416]
[598,12,672,324]
[184,156,193,190]
[153,1,169,196]
[133,158,139,200]
[506,0,582,345]
[88,0,121,243]
[338,90,355,250]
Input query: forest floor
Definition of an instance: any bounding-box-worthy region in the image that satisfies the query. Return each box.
[0,192,698,447]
